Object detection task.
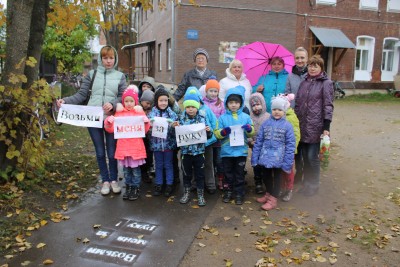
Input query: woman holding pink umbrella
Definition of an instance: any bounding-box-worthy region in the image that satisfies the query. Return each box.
[252,56,289,113]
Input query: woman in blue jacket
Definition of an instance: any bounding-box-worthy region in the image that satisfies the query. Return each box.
[253,56,289,113]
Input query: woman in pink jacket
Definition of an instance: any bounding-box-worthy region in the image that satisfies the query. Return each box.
[105,89,150,201]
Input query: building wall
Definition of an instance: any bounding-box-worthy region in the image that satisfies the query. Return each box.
[297,0,400,82]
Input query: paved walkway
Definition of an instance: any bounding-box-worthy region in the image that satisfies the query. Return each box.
[4,183,218,267]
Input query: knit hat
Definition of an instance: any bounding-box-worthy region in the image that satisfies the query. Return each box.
[122,89,139,107]
[271,96,288,112]
[126,84,139,94]
[227,94,242,105]
[205,79,220,92]
[183,88,201,109]
[154,88,170,109]
[193,48,209,62]
[140,89,155,105]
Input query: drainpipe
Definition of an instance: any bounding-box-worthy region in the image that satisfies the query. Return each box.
[171,1,176,88]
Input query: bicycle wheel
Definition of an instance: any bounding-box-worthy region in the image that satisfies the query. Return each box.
[39,115,50,140]
[51,99,62,125]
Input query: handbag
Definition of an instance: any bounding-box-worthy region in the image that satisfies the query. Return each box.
[82,70,97,105]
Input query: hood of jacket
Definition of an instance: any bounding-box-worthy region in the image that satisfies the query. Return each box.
[97,45,119,71]
[139,76,157,92]
[249,92,269,135]
[225,68,248,82]
[224,86,245,115]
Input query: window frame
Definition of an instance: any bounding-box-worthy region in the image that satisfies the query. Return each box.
[359,0,379,11]
[166,39,171,71]
[158,43,162,71]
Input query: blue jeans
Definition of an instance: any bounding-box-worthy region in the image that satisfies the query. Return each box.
[299,142,320,189]
[124,166,141,187]
[154,151,174,185]
[88,127,117,183]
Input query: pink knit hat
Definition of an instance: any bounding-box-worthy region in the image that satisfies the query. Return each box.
[122,89,139,106]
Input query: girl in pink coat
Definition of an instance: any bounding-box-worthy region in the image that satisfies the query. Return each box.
[105,89,150,201]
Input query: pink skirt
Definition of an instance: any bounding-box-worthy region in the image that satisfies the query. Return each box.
[119,157,146,168]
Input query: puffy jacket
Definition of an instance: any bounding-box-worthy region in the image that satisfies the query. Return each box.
[219,68,252,109]
[63,46,127,116]
[285,108,300,154]
[251,117,295,173]
[248,92,270,144]
[214,86,255,158]
[285,65,308,108]
[173,68,218,101]
[104,106,150,160]
[148,106,178,151]
[178,112,211,156]
[202,96,225,118]
[294,72,334,144]
[252,69,289,113]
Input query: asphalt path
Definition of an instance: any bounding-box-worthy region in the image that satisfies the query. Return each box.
[4,183,219,267]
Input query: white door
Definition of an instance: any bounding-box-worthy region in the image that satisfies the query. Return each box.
[354,37,375,81]
[381,38,399,81]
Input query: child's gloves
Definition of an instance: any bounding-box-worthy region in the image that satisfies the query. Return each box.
[106,115,115,124]
[242,124,252,132]
[220,127,231,137]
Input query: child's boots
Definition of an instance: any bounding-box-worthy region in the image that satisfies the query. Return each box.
[256,192,272,203]
[197,189,206,206]
[261,196,277,210]
[123,185,132,200]
[254,176,264,194]
[180,187,191,204]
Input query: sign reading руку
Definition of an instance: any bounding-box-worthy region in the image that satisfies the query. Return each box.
[175,123,207,147]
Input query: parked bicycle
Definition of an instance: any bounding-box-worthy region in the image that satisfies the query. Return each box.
[49,81,62,125]
[333,81,346,99]
[386,88,400,98]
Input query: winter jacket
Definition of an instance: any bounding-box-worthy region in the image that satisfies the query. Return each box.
[285,66,308,108]
[104,106,150,160]
[63,46,127,116]
[251,117,295,173]
[178,112,212,156]
[252,69,289,113]
[183,87,217,147]
[294,72,334,144]
[219,68,252,109]
[148,106,178,151]
[248,93,270,144]
[202,96,225,118]
[214,86,255,158]
[138,76,156,98]
[173,68,218,101]
[285,108,300,154]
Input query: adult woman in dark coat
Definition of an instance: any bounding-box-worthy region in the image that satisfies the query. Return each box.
[294,55,334,197]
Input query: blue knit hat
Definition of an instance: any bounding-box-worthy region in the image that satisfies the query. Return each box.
[183,87,200,109]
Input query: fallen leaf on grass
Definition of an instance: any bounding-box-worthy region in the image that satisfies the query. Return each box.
[345,251,352,256]
[36,243,46,249]
[4,255,13,259]
[191,205,200,209]
[211,251,217,255]
[21,261,30,266]
[315,255,327,262]
[224,216,231,221]
[234,233,240,237]
[198,243,206,247]
[329,242,340,248]
[93,224,101,229]
[280,248,292,257]
[43,259,54,265]
[82,238,90,244]
[283,239,291,245]
[224,259,233,267]
[235,248,242,253]
[167,239,174,243]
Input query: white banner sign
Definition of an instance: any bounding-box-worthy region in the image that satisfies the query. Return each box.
[114,116,145,139]
[151,117,169,139]
[57,104,103,128]
[229,125,245,146]
[175,123,207,147]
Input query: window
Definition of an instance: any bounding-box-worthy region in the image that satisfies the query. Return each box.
[141,52,144,74]
[158,43,162,71]
[387,0,400,12]
[316,0,337,5]
[166,39,171,71]
[140,7,143,25]
[359,0,378,10]
[354,36,375,81]
[382,39,396,72]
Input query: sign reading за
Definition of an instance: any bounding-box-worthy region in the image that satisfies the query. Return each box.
[58,104,103,128]
[175,123,207,147]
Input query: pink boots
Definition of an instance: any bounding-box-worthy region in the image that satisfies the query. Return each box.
[257,192,277,210]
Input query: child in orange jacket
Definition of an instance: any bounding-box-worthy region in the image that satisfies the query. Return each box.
[105,89,150,201]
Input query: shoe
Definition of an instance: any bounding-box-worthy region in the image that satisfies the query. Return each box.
[101,182,110,195]
[235,195,243,205]
[180,187,191,204]
[110,181,121,194]
[197,189,206,206]
[222,190,233,203]
[153,185,162,196]
[261,196,277,210]
[303,186,319,197]
[129,187,139,201]
[164,185,173,197]
[255,182,264,194]
[216,173,224,190]
[206,188,216,194]
[123,185,132,200]
[282,190,293,202]
[256,192,272,203]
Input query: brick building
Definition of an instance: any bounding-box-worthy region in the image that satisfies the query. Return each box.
[124,0,400,89]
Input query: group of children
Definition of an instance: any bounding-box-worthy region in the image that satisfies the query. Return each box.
[104,77,300,210]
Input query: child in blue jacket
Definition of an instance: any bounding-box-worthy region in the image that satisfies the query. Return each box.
[214,86,255,205]
[173,89,212,206]
[251,96,296,211]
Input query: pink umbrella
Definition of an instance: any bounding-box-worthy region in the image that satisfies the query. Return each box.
[235,42,295,86]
